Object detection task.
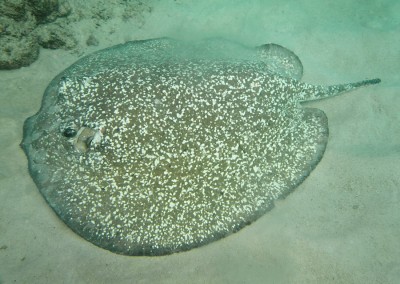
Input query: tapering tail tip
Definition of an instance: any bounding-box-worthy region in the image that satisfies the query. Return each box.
[356,78,381,87]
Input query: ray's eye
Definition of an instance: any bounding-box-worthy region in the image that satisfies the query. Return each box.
[63,127,77,138]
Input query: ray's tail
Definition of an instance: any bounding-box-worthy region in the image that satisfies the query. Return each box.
[298,78,381,102]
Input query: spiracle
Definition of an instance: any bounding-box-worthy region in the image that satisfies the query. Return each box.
[72,126,104,152]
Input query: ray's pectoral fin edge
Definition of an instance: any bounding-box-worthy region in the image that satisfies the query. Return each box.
[256,43,303,80]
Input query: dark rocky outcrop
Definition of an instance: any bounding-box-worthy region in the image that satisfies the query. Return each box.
[0,0,75,69]
[0,0,153,69]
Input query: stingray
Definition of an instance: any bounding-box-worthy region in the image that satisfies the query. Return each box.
[21,38,380,255]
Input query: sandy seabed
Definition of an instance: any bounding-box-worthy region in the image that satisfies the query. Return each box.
[1,1,399,283]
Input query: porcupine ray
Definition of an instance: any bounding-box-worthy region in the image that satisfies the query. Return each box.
[21,38,380,255]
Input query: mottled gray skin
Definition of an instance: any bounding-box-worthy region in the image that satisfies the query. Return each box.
[21,38,380,255]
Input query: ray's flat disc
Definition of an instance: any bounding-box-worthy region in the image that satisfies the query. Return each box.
[21,38,380,255]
